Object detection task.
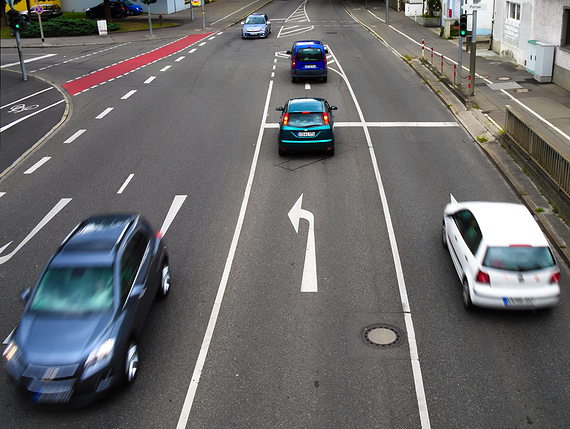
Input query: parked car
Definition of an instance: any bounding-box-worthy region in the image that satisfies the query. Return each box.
[287,40,329,83]
[442,196,560,310]
[241,13,271,39]
[3,214,170,405]
[276,97,337,156]
[110,0,142,16]
[86,1,128,19]
[19,3,63,20]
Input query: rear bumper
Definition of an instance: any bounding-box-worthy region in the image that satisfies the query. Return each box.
[292,69,327,78]
[278,139,334,153]
[471,284,560,309]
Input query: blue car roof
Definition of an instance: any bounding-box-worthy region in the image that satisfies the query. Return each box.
[288,98,325,112]
[294,41,324,47]
[63,214,136,254]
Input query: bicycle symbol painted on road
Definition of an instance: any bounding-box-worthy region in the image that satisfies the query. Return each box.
[8,104,40,114]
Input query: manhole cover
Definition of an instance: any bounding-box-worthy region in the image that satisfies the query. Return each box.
[497,76,511,81]
[362,324,402,348]
[515,88,530,93]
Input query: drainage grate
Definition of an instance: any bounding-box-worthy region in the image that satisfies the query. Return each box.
[362,324,402,348]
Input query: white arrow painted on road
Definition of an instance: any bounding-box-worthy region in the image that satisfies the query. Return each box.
[0,198,72,265]
[288,194,317,292]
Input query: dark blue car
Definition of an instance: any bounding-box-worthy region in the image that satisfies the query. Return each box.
[287,40,329,83]
[3,214,170,405]
[113,0,143,16]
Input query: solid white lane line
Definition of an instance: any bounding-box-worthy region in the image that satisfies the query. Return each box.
[305,82,311,90]
[175,56,185,62]
[189,48,197,54]
[117,174,134,194]
[0,99,65,133]
[160,65,172,71]
[95,107,113,119]
[176,80,274,429]
[210,0,261,25]
[329,47,431,428]
[1,53,57,69]
[63,129,86,144]
[144,76,156,84]
[0,87,53,110]
[121,90,137,100]
[0,198,72,265]
[199,42,206,46]
[23,157,51,174]
[159,195,187,236]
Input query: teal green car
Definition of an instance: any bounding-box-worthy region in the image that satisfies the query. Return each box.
[276,97,337,156]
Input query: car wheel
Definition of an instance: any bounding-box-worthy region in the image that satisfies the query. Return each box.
[157,260,171,299]
[124,340,139,385]
[278,146,285,156]
[322,76,328,83]
[442,222,448,249]
[462,279,473,309]
[292,77,297,83]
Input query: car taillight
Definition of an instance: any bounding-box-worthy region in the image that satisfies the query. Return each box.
[282,113,289,126]
[324,54,327,66]
[292,59,296,69]
[550,272,560,284]
[156,230,163,239]
[475,270,490,284]
[322,112,329,125]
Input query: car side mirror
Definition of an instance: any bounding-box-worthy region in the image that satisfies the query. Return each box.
[330,106,338,111]
[240,21,244,25]
[275,106,284,111]
[286,50,291,55]
[266,20,271,24]
[20,288,31,303]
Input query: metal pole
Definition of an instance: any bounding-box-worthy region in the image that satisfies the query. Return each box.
[457,35,463,86]
[191,2,194,21]
[147,4,153,37]
[469,10,477,96]
[201,0,205,29]
[386,0,389,24]
[38,12,45,43]
[14,30,27,81]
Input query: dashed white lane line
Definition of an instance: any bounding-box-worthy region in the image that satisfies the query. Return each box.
[23,157,51,174]
[176,79,274,429]
[144,76,157,84]
[305,82,310,90]
[272,65,276,70]
[95,107,114,119]
[0,192,5,198]
[121,90,137,100]
[63,129,86,144]
[1,54,57,69]
[271,72,275,78]
[175,56,186,62]
[208,36,216,40]
[274,58,277,63]
[189,48,197,54]
[0,87,53,110]
[199,42,206,46]
[0,99,65,133]
[160,65,172,71]
[117,174,134,194]
[159,195,187,236]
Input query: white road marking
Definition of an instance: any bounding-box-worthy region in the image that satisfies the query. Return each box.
[199,42,206,46]
[23,157,51,174]
[0,198,72,265]
[159,195,187,236]
[189,49,197,54]
[271,72,275,77]
[329,46,431,428]
[121,90,137,100]
[0,192,5,198]
[175,56,185,62]
[63,129,86,144]
[117,174,134,194]
[95,107,114,119]
[305,82,311,90]
[1,53,57,69]
[272,65,276,70]
[288,194,318,292]
[210,0,262,25]
[160,65,172,71]
[0,87,53,110]
[0,99,65,133]
[176,79,274,429]
[144,76,157,84]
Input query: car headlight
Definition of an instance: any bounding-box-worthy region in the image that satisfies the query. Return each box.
[83,338,115,377]
[3,341,20,362]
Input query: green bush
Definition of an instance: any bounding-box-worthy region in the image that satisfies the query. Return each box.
[20,17,120,38]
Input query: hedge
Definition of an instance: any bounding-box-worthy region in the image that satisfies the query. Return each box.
[20,17,120,38]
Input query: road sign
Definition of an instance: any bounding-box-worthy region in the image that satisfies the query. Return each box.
[34,5,44,14]
[191,0,200,5]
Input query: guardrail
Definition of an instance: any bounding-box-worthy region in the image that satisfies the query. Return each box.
[504,105,570,200]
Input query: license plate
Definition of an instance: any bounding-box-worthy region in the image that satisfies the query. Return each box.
[504,297,534,306]
[298,132,315,137]
[304,65,317,69]
[33,388,73,403]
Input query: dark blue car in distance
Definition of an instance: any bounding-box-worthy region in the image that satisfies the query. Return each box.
[3,214,170,406]
[287,40,329,83]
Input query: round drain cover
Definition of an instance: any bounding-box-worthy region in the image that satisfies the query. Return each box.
[498,77,511,81]
[362,324,402,348]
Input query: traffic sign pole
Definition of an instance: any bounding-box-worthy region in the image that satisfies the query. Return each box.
[37,9,45,43]
[469,10,478,96]
[14,29,28,81]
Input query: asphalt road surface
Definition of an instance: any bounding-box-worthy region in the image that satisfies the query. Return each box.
[1,0,569,428]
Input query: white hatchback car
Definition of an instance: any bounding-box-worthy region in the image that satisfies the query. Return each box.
[442,196,560,310]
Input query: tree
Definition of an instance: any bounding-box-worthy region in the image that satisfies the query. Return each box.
[1,0,22,26]
[426,0,441,17]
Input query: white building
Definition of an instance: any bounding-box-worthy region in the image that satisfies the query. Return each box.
[491,0,570,90]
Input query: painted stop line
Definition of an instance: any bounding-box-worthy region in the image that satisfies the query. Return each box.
[63,33,213,96]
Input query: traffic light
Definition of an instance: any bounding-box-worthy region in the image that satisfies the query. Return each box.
[459,14,468,37]
[7,9,26,31]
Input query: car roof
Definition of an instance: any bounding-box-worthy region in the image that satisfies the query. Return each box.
[247,13,266,17]
[294,40,323,47]
[62,214,138,253]
[287,98,325,112]
[454,202,548,247]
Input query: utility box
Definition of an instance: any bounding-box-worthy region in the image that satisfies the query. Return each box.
[527,40,555,83]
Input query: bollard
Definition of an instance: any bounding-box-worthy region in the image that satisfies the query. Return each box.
[431,47,434,64]
[441,54,444,74]
[468,74,472,91]
[453,64,456,86]
[422,39,425,58]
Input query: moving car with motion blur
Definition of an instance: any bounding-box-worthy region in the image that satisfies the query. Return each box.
[110,0,142,15]
[287,40,329,83]
[86,1,128,19]
[3,214,171,405]
[241,13,271,38]
[276,97,337,156]
[442,195,560,310]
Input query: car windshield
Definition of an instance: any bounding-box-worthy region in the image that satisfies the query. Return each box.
[483,246,555,272]
[296,48,322,62]
[288,112,324,127]
[30,266,114,313]
[245,16,265,24]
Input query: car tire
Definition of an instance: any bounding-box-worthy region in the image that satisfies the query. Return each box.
[278,146,285,156]
[123,340,139,385]
[322,76,328,83]
[462,279,473,309]
[157,260,171,299]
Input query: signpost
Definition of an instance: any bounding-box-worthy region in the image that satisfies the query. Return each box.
[34,3,45,43]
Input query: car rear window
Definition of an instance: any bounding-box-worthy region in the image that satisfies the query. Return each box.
[287,113,324,127]
[31,266,114,313]
[296,48,322,62]
[483,246,555,271]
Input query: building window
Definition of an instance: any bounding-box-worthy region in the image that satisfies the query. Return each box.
[563,8,570,48]
[507,1,521,20]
